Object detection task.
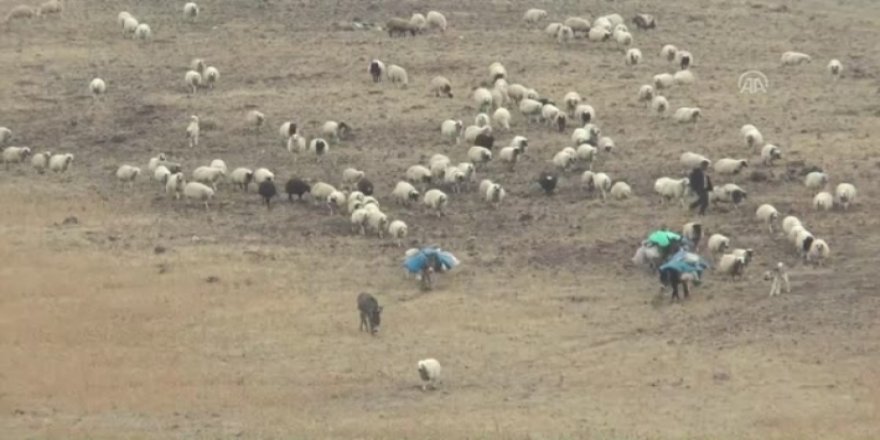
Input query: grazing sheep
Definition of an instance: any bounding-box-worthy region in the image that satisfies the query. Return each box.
[153,165,171,185]
[327,190,347,215]
[407,164,433,185]
[440,119,463,144]
[636,85,654,106]
[135,23,151,41]
[835,183,856,210]
[562,92,581,116]
[203,66,219,88]
[364,208,388,238]
[673,107,702,124]
[828,59,843,78]
[680,152,711,169]
[89,78,106,99]
[357,292,382,334]
[423,189,448,216]
[716,254,747,280]
[711,183,748,208]
[610,181,632,200]
[308,138,330,161]
[489,62,507,82]
[463,125,491,144]
[492,108,511,130]
[653,73,674,89]
[392,181,420,206]
[417,358,442,391]
[192,166,225,190]
[230,168,254,191]
[475,113,491,128]
[660,44,678,61]
[310,182,336,207]
[431,76,453,98]
[654,177,690,207]
[258,180,277,209]
[183,2,199,21]
[553,148,576,171]
[588,26,612,41]
[598,136,615,153]
[357,178,374,196]
[541,104,562,125]
[184,70,201,94]
[714,158,748,175]
[498,146,522,171]
[115,165,141,187]
[804,171,829,190]
[538,171,558,195]
[30,151,51,174]
[410,13,426,32]
[632,14,655,30]
[322,121,351,144]
[368,59,386,83]
[388,220,408,246]
[48,153,73,173]
[707,233,730,256]
[676,50,693,69]
[426,11,447,32]
[544,22,562,38]
[792,227,814,257]
[246,110,265,133]
[209,159,226,173]
[186,115,199,148]
[765,262,791,297]
[614,30,633,48]
[761,144,782,165]
[165,173,186,198]
[556,25,574,45]
[2,146,31,168]
[6,5,36,22]
[781,216,803,236]
[473,87,494,113]
[582,171,612,200]
[806,239,830,266]
[387,65,408,88]
[183,182,214,209]
[350,208,368,235]
[342,168,365,190]
[523,8,548,24]
[386,17,418,37]
[781,51,812,66]
[0,127,11,146]
[626,48,643,65]
[253,168,274,185]
[190,58,206,75]
[573,104,596,125]
[651,95,669,115]
[37,0,63,17]
[285,177,311,201]
[755,204,779,233]
[122,16,139,38]
[743,126,764,152]
[813,192,834,211]
[682,221,703,248]
[673,69,695,85]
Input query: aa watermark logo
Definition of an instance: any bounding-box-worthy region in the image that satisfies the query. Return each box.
[738,70,769,94]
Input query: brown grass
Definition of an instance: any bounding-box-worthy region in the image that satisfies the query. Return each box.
[1,0,879,438]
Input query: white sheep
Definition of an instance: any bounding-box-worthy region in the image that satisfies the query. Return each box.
[545,22,563,38]
[562,92,581,115]
[673,69,695,85]
[660,44,678,62]
[211,160,228,173]
[122,16,139,38]
[651,95,669,115]
[573,104,596,125]
[488,62,507,82]
[541,104,561,125]
[518,98,543,124]
[115,165,141,187]
[835,183,856,210]
[350,208,368,235]
[707,233,730,255]
[654,177,690,207]
[472,87,494,113]
[153,165,171,184]
[117,11,133,26]
[813,192,834,211]
[781,51,812,66]
[204,66,219,89]
[388,220,408,246]
[588,26,612,41]
[287,134,307,156]
[186,115,200,148]
[183,2,199,21]
[184,182,214,210]
[327,190,347,216]
[443,167,467,193]
[755,204,779,233]
[310,182,337,206]
[463,125,491,144]
[610,181,632,200]
[557,25,574,45]
[675,50,693,69]
[553,148,576,171]
[0,127,11,146]
[407,165,432,184]
[575,143,597,169]
[439,119,463,144]
[48,153,73,173]
[37,0,62,17]
[498,146,521,170]
[506,84,527,102]
[192,166,225,190]
[165,172,186,198]
[680,152,711,169]
[598,136,615,153]
[184,70,202,94]
[89,78,106,99]
[431,76,453,98]
[190,58,206,75]
[147,153,166,173]
[426,11,447,32]
[714,158,749,175]
[781,216,803,236]
[791,227,813,254]
[716,254,747,280]
[423,189,448,216]
[653,73,674,89]
[682,222,703,248]
[614,30,633,48]
[253,168,274,185]
[417,358,442,391]
[523,8,548,24]
[2,146,31,167]
[410,13,426,32]
[387,65,408,88]
[592,16,612,30]
[342,168,365,190]
[626,48,642,65]
[743,126,764,152]
[246,110,265,133]
[761,144,782,166]
[711,183,748,208]
[582,171,612,200]
[392,181,420,205]
[30,151,51,174]
[308,138,330,161]
[134,23,151,40]
[322,120,351,144]
[474,113,491,128]
[492,108,511,130]
[347,193,365,215]
[827,59,843,78]
[637,85,654,105]
[806,239,830,266]
[673,107,702,124]
[804,171,829,190]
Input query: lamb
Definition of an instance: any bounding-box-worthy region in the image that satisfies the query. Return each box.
[184,182,214,210]
[440,119,463,144]
[557,25,574,45]
[356,292,382,334]
[835,183,857,210]
[368,59,385,83]
[184,71,201,94]
[651,95,669,115]
[806,239,830,266]
[392,181,420,205]
[676,50,693,69]
[285,177,311,201]
[473,87,494,113]
[253,168,274,185]
[682,222,703,248]
[653,73,674,89]
[711,183,748,208]
[322,121,351,143]
[423,189,448,216]
[781,51,812,66]
[716,254,747,280]
[0,127,11,146]
[489,62,507,82]
[410,13,426,32]
[285,130,305,153]
[115,165,141,187]
[632,14,655,30]
[626,48,643,65]
[426,11,447,32]
[258,180,277,209]
[755,204,779,233]
[387,65,408,88]
[743,126,764,152]
[192,166,225,190]
[492,108,511,130]
[186,115,199,148]
[183,2,199,21]
[48,153,73,173]
[673,69,695,85]
[714,158,749,175]
[523,8,548,24]
[342,168,365,190]
[680,152,711,169]
[654,177,690,207]
[673,107,702,124]
[813,192,833,211]
[230,168,254,191]
[89,78,106,99]
[660,44,678,62]
[388,220,408,246]
[707,233,730,255]
[764,262,791,297]
[30,151,51,174]
[431,76,453,98]
[828,59,843,78]
[386,17,418,37]
[308,138,330,162]
[573,104,596,125]
[2,146,31,167]
[406,165,432,185]
[135,23,151,41]
[804,171,829,190]
[204,66,219,89]
[761,144,782,165]
[610,181,632,200]
[417,358,442,391]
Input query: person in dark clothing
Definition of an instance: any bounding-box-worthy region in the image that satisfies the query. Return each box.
[688,161,713,215]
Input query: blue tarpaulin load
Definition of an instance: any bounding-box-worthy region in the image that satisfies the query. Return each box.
[404,247,460,274]
[659,249,710,277]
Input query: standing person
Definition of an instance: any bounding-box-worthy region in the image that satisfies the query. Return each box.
[689,161,713,215]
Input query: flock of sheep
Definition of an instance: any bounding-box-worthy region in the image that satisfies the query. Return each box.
[0,2,861,390]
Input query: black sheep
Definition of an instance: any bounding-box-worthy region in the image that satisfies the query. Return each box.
[538,171,558,195]
[285,177,311,201]
[258,180,277,209]
[357,292,382,335]
[474,133,494,150]
[357,177,374,196]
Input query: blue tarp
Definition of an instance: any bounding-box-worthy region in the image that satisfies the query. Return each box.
[404,247,460,274]
[659,249,710,276]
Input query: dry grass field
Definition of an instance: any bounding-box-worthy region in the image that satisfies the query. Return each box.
[1,0,880,438]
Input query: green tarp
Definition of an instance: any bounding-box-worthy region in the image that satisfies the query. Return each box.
[647,230,681,248]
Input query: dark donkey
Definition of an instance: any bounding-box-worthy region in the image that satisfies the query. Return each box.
[357,292,383,335]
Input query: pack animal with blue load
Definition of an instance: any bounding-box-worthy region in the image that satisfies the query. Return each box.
[403,246,460,291]
[632,229,711,301]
